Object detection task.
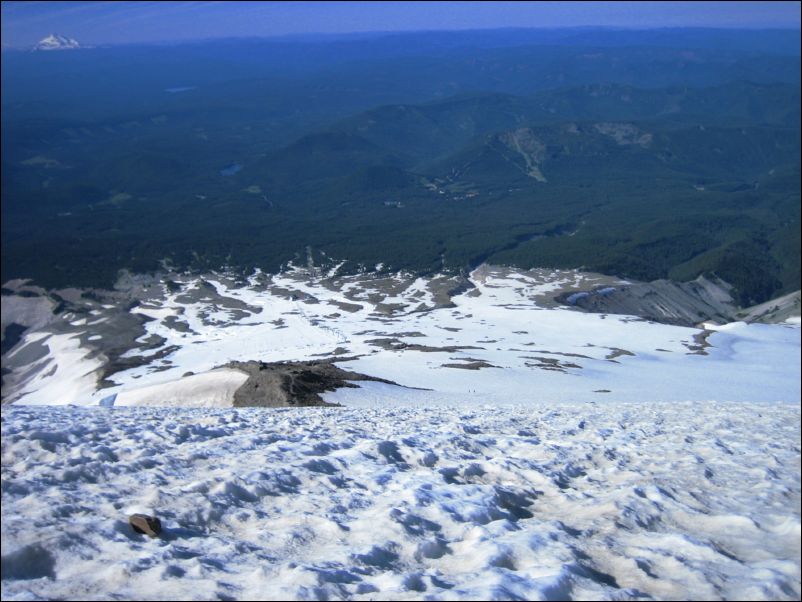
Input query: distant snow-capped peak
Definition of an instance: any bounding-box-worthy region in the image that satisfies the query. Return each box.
[33,34,81,51]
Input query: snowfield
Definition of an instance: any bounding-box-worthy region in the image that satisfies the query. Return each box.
[2,402,800,601]
[3,265,800,407]
[2,265,800,600]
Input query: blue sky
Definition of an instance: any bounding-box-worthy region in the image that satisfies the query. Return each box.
[2,1,800,48]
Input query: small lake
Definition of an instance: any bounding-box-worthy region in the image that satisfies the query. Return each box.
[220,164,243,176]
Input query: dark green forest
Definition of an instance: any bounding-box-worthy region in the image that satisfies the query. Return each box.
[2,28,800,306]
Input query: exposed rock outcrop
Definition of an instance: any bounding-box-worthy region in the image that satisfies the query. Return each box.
[556,275,737,326]
[225,359,403,408]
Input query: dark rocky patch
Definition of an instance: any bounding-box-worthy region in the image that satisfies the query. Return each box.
[605,347,635,362]
[377,331,427,338]
[267,286,318,304]
[225,359,404,407]
[684,330,713,355]
[98,344,180,389]
[366,338,482,353]
[528,349,592,359]
[311,346,352,357]
[373,303,408,316]
[1,323,27,355]
[327,300,363,313]
[441,361,498,370]
[522,356,582,372]
[163,316,193,333]
[444,275,476,300]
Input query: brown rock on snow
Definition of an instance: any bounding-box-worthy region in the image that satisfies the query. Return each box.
[129,514,162,537]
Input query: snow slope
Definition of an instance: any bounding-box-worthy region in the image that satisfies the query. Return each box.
[4,265,799,407]
[2,267,799,600]
[2,402,799,601]
[113,369,248,408]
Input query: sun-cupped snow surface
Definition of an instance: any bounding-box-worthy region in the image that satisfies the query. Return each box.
[2,402,799,601]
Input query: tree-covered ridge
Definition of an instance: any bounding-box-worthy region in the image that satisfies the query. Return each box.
[2,31,799,305]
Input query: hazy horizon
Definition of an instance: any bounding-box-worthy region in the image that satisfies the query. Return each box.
[2,1,800,48]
